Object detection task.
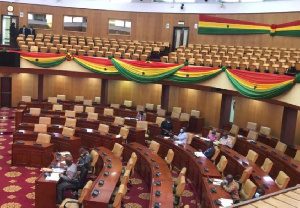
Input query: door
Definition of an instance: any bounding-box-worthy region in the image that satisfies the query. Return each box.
[1,15,18,45]
[172,27,189,51]
[1,77,12,107]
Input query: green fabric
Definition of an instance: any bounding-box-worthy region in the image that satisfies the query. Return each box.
[73,58,120,75]
[111,58,183,83]
[27,58,66,68]
[273,30,300,37]
[295,74,300,83]
[198,27,270,35]
[169,69,223,84]
[226,70,294,99]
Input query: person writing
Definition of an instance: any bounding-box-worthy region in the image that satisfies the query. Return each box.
[207,130,218,142]
[221,174,240,203]
[203,141,215,160]
[161,117,173,136]
[219,133,233,148]
[56,156,78,204]
[136,111,145,121]
[77,147,92,171]
[173,127,188,144]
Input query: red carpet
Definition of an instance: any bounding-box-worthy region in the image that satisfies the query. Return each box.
[0,108,199,208]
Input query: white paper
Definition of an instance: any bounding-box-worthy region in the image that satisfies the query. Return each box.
[219,198,233,207]
[164,136,170,139]
[61,161,66,164]
[194,152,205,157]
[200,137,210,141]
[213,182,222,186]
[52,168,64,173]
[116,134,121,138]
[124,117,131,120]
[46,173,60,181]
[60,151,71,156]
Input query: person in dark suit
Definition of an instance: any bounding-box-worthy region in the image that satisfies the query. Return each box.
[19,25,28,36]
[203,141,215,160]
[161,117,173,136]
[28,26,35,37]
[9,22,17,46]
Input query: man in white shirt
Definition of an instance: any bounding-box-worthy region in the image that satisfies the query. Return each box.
[174,127,188,144]
[219,133,233,148]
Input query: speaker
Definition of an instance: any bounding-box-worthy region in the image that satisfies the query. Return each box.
[0,52,20,67]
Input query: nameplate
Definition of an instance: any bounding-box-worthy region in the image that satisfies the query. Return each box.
[52,125,59,128]
[271,151,277,155]
[79,118,86,121]
[203,168,209,172]
[210,187,217,193]
[16,131,23,134]
[225,150,231,154]
[291,163,298,168]
[33,143,42,146]
[67,117,74,119]
[127,143,133,146]
[255,175,261,180]
[40,114,46,117]
[152,124,158,126]
[53,115,60,118]
[155,191,161,197]
[233,155,240,160]
[107,164,112,169]
[156,181,161,186]
[250,141,257,145]
[106,158,112,162]
[260,145,267,149]
[55,110,61,112]
[271,137,278,141]
[48,133,55,137]
[103,171,110,176]
[155,172,161,177]
[94,131,100,134]
[81,128,87,132]
[93,120,99,123]
[105,134,112,137]
[281,156,287,161]
[214,199,222,206]
[16,141,25,145]
[242,161,248,166]
[92,189,100,196]
[207,177,213,183]
[129,127,135,130]
[106,122,111,125]
[207,126,213,129]
[63,136,70,139]
[118,125,124,127]
[136,147,142,151]
[288,144,295,148]
[24,113,31,116]
[98,180,105,185]
[32,131,39,135]
[143,152,149,156]
[260,134,266,137]
[101,152,107,156]
[154,165,159,169]
[262,184,269,189]
[21,123,28,126]
[197,161,203,165]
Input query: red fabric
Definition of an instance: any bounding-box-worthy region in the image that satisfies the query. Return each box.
[74,55,114,66]
[10,50,65,58]
[178,66,220,73]
[276,20,300,28]
[117,59,181,69]
[228,69,294,84]
[199,15,270,27]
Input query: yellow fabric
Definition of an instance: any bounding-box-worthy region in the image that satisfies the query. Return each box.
[261,158,273,174]
[21,55,65,62]
[198,21,270,30]
[174,68,222,78]
[75,57,118,73]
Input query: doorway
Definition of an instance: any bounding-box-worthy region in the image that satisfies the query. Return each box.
[229,100,235,123]
[1,77,12,107]
[172,27,189,51]
[1,15,18,45]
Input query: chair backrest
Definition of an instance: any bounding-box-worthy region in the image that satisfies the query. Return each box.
[175,167,187,185]
[136,121,148,130]
[246,122,257,131]
[114,117,125,125]
[36,133,51,143]
[171,112,180,119]
[65,118,77,128]
[157,109,166,117]
[39,117,51,125]
[78,180,93,203]
[94,97,101,104]
[155,117,165,127]
[65,110,76,118]
[261,158,273,174]
[48,97,57,104]
[239,166,253,183]
[22,96,31,102]
[85,106,95,113]
[90,149,99,167]
[275,171,290,189]
[240,179,257,200]
[121,169,131,185]
[176,176,186,196]
[112,143,124,158]
[83,99,93,106]
[119,127,129,139]
[230,124,239,135]
[149,140,160,153]
[228,135,237,148]
[130,152,137,172]
[110,103,120,109]
[87,112,98,120]
[57,95,66,101]
[185,133,194,145]
[146,103,154,110]
[112,184,125,208]
[62,127,75,136]
[247,130,258,141]
[124,100,132,107]
[294,150,300,162]
[260,126,271,136]
[165,149,174,164]
[246,149,258,163]
[74,105,84,113]
[157,105,161,110]
[216,155,228,172]
[172,107,182,114]
[30,108,41,116]
[104,108,114,116]
[180,113,190,121]
[275,141,287,153]
[190,110,200,118]
[98,124,109,133]
[211,146,220,161]
[75,96,84,102]
[34,124,47,133]
[136,105,145,112]
[52,104,63,111]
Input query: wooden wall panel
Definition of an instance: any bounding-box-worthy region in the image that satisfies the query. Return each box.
[107,80,161,106]
[294,112,300,145]
[43,75,101,100]
[1,2,300,48]
[168,87,222,127]
[233,96,284,138]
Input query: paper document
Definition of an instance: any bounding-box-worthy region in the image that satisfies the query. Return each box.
[164,137,170,139]
[200,137,210,141]
[46,173,60,181]
[194,152,205,157]
[219,198,233,207]
[52,168,64,173]
[60,151,71,156]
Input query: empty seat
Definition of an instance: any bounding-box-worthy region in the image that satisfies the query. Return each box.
[294,150,300,162]
[87,112,98,120]
[22,96,31,102]
[83,100,92,106]
[247,130,258,141]
[275,171,290,189]
[246,122,257,131]
[120,127,129,143]
[136,121,149,138]
[53,104,63,111]
[229,124,239,135]
[57,95,66,101]
[164,149,174,170]
[94,97,101,104]
[149,140,160,154]
[98,124,109,133]
[216,155,228,177]
[65,118,77,128]
[240,179,257,200]
[261,158,273,174]
[29,108,41,116]
[36,133,51,144]
[104,108,114,116]
[74,105,84,113]
[114,117,125,125]
[275,141,287,153]
[172,107,182,114]
[110,103,120,109]
[48,97,57,104]
[124,100,132,107]
[75,96,84,102]
[157,109,166,117]
[190,110,200,118]
[34,124,47,133]
[112,143,124,159]
[260,126,271,136]
[171,112,180,119]
[246,149,258,163]
[146,103,154,110]
[179,113,190,121]
[62,127,75,137]
[85,106,95,113]
[65,110,76,118]
[239,166,253,183]
[39,117,51,125]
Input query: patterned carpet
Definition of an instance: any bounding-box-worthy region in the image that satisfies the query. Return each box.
[0,108,200,208]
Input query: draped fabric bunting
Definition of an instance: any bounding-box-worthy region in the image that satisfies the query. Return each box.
[225,69,295,99]
[271,20,300,37]
[198,15,270,35]
[111,58,183,83]
[169,66,224,83]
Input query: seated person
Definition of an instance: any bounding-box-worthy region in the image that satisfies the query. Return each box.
[203,141,215,160]
[253,188,265,198]
[221,174,240,203]
[136,111,145,121]
[77,147,92,171]
[219,133,233,148]
[56,156,78,204]
[207,130,218,142]
[173,127,188,144]
[161,117,173,136]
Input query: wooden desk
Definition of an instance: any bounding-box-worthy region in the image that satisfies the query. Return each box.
[13,130,82,158]
[234,137,300,187]
[188,116,205,133]
[123,142,173,208]
[83,147,122,208]
[12,141,54,168]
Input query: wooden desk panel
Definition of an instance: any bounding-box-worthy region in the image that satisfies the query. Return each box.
[188,116,205,133]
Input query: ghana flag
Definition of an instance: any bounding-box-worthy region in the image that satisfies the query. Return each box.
[198,14,270,35]
[271,20,300,37]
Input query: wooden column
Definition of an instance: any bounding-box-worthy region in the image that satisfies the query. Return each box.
[280,106,298,144]
[100,79,108,106]
[219,94,232,129]
[38,74,44,101]
[161,85,170,110]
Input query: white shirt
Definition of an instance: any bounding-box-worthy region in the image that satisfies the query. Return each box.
[174,132,188,144]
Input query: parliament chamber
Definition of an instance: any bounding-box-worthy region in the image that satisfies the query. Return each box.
[1,0,300,208]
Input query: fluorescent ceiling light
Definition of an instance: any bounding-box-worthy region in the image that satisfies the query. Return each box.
[241,0,263,2]
[111,0,132,2]
[221,0,239,2]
